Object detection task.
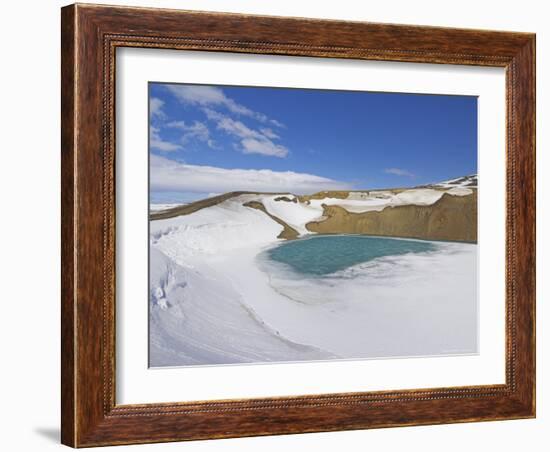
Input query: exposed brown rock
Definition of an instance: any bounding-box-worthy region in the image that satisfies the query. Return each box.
[274,196,297,203]
[298,190,350,202]
[306,191,477,243]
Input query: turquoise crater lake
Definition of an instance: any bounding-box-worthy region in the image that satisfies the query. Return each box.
[267,235,437,276]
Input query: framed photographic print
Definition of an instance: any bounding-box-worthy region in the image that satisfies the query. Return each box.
[61,3,536,447]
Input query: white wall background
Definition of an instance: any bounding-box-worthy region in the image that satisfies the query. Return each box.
[0,1,545,450]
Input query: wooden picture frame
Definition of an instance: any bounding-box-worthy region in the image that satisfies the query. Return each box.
[61,3,535,447]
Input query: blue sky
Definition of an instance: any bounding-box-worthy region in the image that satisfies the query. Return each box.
[149,83,477,203]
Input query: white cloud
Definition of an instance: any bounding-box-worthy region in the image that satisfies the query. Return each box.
[384,168,415,177]
[166,85,226,105]
[149,97,165,118]
[165,84,284,127]
[157,85,288,157]
[203,109,288,157]
[241,138,288,158]
[165,120,186,129]
[150,155,350,194]
[260,128,279,139]
[269,118,285,128]
[215,115,261,140]
[150,126,182,152]
[166,120,216,148]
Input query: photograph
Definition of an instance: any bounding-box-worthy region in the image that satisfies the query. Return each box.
[148,83,479,367]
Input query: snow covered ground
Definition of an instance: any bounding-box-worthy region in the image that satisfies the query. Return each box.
[149,247,334,366]
[149,186,477,367]
[434,174,477,189]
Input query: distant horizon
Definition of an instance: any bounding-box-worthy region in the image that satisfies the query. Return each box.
[149,172,478,205]
[149,83,477,204]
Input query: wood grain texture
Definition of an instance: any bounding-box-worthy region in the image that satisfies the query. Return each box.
[60,3,536,447]
[60,5,76,446]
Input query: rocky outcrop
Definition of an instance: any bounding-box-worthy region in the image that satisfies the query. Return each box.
[297,190,350,202]
[274,196,297,203]
[306,191,477,243]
